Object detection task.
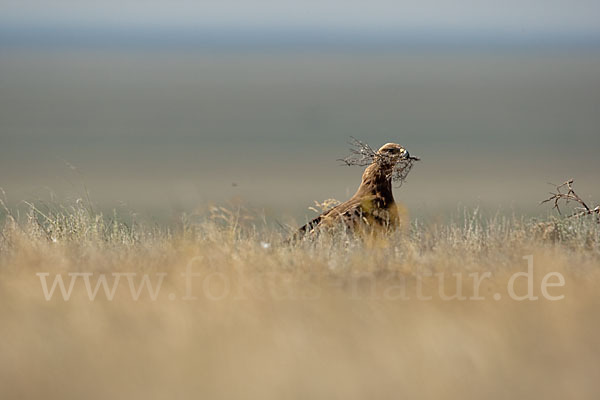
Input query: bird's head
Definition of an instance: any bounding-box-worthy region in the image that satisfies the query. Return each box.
[376,143,410,164]
[339,138,420,187]
[375,142,420,185]
[377,143,420,167]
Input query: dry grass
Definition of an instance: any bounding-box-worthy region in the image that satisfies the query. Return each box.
[1,201,600,399]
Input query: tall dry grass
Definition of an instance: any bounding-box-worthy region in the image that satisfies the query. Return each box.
[1,201,599,399]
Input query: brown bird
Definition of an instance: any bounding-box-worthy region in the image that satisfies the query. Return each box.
[297,140,419,237]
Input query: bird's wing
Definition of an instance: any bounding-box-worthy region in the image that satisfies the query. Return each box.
[297,199,363,235]
[297,214,324,236]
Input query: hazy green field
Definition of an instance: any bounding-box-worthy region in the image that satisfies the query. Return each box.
[1,50,599,222]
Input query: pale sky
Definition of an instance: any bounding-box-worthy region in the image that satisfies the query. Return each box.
[1,0,600,35]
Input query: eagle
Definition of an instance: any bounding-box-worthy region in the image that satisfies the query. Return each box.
[296,139,419,237]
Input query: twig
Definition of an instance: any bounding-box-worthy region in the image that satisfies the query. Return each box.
[541,179,599,221]
[337,137,378,167]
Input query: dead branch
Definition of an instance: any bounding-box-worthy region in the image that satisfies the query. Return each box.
[390,157,420,188]
[541,179,599,221]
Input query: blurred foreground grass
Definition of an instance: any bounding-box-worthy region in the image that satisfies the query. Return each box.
[1,201,599,399]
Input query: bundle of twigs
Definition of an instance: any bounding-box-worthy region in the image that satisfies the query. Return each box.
[338,137,420,187]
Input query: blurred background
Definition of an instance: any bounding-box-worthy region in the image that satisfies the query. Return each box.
[1,0,599,223]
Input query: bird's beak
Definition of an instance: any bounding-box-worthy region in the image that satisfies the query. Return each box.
[404,151,420,161]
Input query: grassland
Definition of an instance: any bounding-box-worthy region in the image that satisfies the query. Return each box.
[1,201,599,399]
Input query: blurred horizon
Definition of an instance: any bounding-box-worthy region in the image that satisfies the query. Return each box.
[2,0,600,48]
[1,0,599,224]
[2,0,600,31]
[1,23,600,51]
